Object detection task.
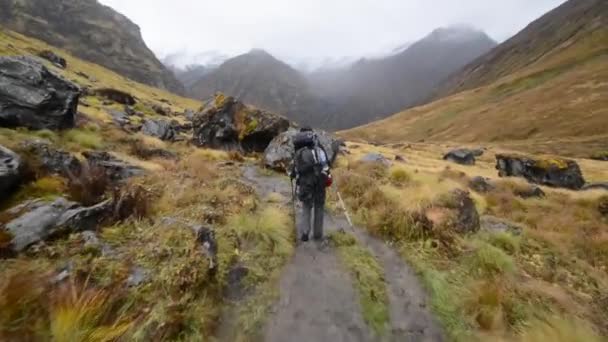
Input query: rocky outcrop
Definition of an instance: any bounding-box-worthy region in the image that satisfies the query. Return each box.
[443,149,477,165]
[450,189,480,234]
[469,176,494,193]
[83,151,144,181]
[193,95,290,152]
[38,50,66,69]
[20,140,81,177]
[4,197,112,252]
[0,0,185,95]
[360,153,392,166]
[264,129,342,171]
[496,154,586,190]
[94,88,136,105]
[0,144,22,194]
[0,56,80,130]
[141,119,176,141]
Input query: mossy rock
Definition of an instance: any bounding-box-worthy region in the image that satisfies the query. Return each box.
[534,157,570,170]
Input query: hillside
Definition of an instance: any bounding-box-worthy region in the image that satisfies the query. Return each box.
[0,0,185,95]
[190,49,326,126]
[435,0,608,98]
[309,26,497,129]
[341,0,608,158]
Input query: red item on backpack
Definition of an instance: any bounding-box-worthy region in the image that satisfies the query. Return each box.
[325,174,333,187]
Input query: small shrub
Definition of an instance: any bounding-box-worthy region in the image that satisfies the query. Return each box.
[519,316,602,342]
[389,167,412,186]
[63,129,104,150]
[34,129,58,141]
[465,240,515,276]
[112,184,153,221]
[229,206,293,257]
[228,151,245,162]
[67,164,111,206]
[482,231,521,255]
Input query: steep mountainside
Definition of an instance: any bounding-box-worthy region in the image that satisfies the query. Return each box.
[168,64,210,89]
[435,0,607,97]
[190,49,326,126]
[0,0,185,95]
[340,0,608,158]
[309,27,497,129]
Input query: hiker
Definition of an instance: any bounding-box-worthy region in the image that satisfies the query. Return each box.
[290,127,333,242]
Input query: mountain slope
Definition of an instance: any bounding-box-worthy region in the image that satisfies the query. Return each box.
[435,0,608,98]
[0,0,185,95]
[309,26,497,129]
[190,49,326,126]
[340,0,608,158]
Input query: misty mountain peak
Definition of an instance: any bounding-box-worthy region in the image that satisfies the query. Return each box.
[427,25,494,43]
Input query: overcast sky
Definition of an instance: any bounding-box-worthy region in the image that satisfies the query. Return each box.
[99,0,566,67]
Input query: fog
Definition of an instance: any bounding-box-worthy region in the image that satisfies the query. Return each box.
[99,0,566,68]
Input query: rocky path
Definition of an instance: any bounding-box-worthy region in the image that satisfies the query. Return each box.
[241,165,444,342]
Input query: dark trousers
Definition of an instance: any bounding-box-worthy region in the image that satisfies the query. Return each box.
[298,179,326,240]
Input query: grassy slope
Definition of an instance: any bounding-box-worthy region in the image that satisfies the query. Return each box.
[339,27,608,158]
[0,28,294,341]
[330,142,608,341]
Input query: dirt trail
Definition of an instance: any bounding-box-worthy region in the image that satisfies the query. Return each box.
[241,165,444,342]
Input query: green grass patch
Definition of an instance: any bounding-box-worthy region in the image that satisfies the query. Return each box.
[330,231,390,337]
[464,240,516,277]
[62,129,104,150]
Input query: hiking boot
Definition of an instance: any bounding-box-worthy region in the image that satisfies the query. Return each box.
[301,233,309,242]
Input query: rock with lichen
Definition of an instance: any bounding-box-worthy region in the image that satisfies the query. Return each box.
[496,154,585,190]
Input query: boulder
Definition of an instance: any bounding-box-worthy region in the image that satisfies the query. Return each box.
[192,94,290,152]
[94,88,136,105]
[515,185,546,199]
[83,151,144,181]
[141,119,176,141]
[263,129,342,171]
[448,189,480,234]
[151,104,170,116]
[360,152,392,166]
[108,110,131,127]
[480,216,523,235]
[4,197,112,252]
[581,182,608,192]
[20,140,82,177]
[0,56,80,130]
[469,176,494,193]
[0,144,22,194]
[126,267,149,287]
[395,155,406,162]
[38,50,67,69]
[496,154,585,190]
[443,149,476,165]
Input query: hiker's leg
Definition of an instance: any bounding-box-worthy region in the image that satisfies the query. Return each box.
[300,200,313,239]
[313,188,326,240]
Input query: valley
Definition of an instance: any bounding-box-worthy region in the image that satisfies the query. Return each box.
[1,0,607,341]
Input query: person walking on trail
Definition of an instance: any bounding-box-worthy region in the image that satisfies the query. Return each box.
[290,127,333,242]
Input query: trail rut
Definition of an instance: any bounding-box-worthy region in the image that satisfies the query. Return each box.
[241,165,444,342]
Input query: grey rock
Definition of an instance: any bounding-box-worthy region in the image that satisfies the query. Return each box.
[515,185,546,199]
[151,104,170,116]
[443,149,476,165]
[450,189,480,234]
[480,215,523,235]
[0,56,79,130]
[5,197,112,252]
[264,129,342,171]
[468,176,494,193]
[94,88,135,105]
[224,264,250,300]
[127,267,149,287]
[83,151,144,181]
[108,110,131,127]
[496,154,585,190]
[360,152,391,166]
[0,144,22,194]
[196,225,218,271]
[38,50,67,69]
[21,140,81,177]
[184,109,196,121]
[193,96,290,152]
[141,119,176,141]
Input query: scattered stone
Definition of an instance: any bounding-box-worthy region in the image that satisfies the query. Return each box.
[480,216,523,235]
[581,182,608,192]
[151,104,170,116]
[141,119,176,141]
[449,189,480,234]
[5,197,112,252]
[94,88,136,105]
[468,176,494,193]
[76,71,90,80]
[20,140,82,177]
[264,129,342,171]
[132,145,178,160]
[443,149,476,165]
[515,185,546,199]
[195,225,218,271]
[395,155,406,162]
[224,264,250,300]
[184,109,196,121]
[496,154,585,190]
[0,144,22,194]
[83,151,144,181]
[38,50,67,69]
[193,94,290,152]
[360,152,392,166]
[590,152,608,161]
[127,267,149,287]
[471,148,485,157]
[108,110,131,127]
[0,56,80,130]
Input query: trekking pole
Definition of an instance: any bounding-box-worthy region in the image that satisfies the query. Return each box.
[336,189,354,229]
[290,178,297,229]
